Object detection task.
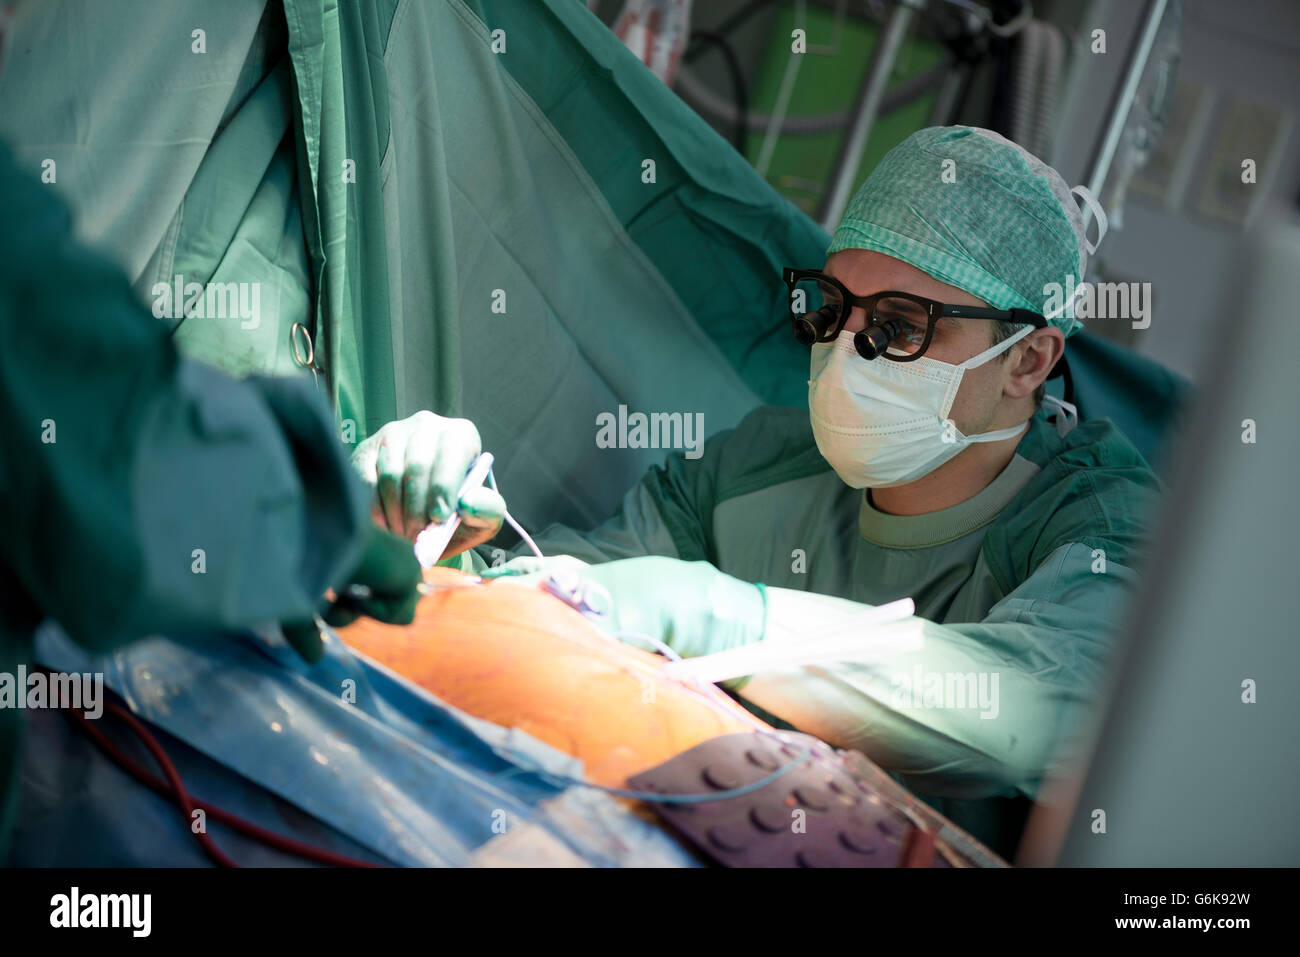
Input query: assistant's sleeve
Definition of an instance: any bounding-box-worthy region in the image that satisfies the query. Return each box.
[739,541,1137,803]
[0,139,367,650]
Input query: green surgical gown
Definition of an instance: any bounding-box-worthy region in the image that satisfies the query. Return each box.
[471,407,1163,857]
[0,140,369,858]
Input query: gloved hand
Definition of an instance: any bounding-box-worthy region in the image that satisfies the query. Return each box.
[350,410,506,556]
[281,525,423,663]
[481,554,592,579]
[487,555,768,661]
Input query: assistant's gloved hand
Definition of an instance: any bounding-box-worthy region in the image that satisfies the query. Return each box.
[350,410,505,556]
[281,525,423,663]
[489,555,767,661]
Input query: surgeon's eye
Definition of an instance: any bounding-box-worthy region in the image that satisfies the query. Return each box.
[818,290,844,315]
[894,320,927,346]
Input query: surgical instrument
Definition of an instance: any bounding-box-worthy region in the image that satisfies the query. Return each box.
[413,452,495,568]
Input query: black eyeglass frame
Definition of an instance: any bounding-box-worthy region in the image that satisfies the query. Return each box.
[781,266,1050,363]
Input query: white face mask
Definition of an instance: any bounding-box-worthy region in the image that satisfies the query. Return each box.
[808,328,1033,488]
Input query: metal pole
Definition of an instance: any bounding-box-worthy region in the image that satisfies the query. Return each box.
[817,0,924,231]
[926,62,967,128]
[1082,0,1171,233]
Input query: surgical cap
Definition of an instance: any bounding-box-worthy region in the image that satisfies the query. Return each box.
[827,126,1103,336]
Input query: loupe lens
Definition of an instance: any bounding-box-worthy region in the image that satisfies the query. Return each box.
[854,320,899,359]
[789,277,843,343]
[793,305,837,344]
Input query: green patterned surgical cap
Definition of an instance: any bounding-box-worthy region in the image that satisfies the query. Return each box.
[827,126,1103,336]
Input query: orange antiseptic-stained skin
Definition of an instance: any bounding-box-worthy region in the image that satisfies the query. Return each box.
[337,567,768,789]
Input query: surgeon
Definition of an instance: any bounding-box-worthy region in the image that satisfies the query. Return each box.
[400,127,1163,857]
[0,130,426,859]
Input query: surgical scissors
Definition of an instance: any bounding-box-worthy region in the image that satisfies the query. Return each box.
[290,321,326,391]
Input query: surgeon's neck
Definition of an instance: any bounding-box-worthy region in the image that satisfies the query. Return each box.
[868,425,1028,516]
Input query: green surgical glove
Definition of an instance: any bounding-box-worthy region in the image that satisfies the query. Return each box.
[281,525,423,663]
[350,411,506,555]
[486,555,768,662]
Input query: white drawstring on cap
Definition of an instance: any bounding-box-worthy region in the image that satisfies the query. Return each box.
[1070,185,1108,256]
[1043,393,1078,437]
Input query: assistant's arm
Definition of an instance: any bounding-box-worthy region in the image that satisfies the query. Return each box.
[740,541,1135,802]
[0,139,367,651]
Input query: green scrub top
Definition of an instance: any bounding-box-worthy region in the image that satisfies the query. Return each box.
[472,406,1164,857]
[0,140,369,859]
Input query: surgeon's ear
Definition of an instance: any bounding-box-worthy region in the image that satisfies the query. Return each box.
[1004,327,1064,400]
